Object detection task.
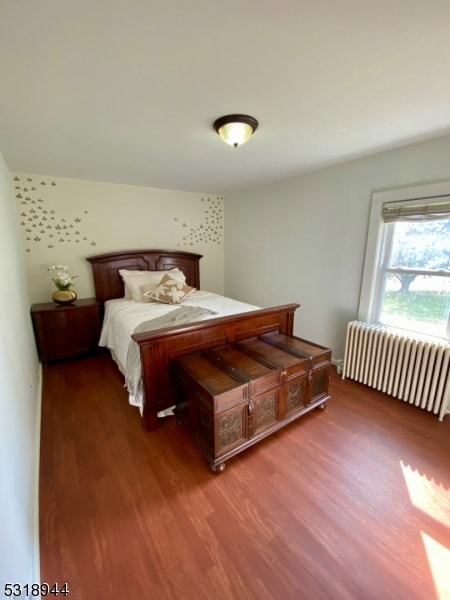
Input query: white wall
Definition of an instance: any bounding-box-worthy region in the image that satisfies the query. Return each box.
[0,154,41,589]
[224,134,450,360]
[13,173,224,303]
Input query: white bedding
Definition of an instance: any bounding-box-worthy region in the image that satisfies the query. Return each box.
[99,291,260,410]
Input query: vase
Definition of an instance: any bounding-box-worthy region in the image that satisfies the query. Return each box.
[52,290,77,305]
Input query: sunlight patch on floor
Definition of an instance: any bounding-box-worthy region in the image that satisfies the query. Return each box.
[400,461,450,528]
[421,533,450,600]
[401,461,450,599]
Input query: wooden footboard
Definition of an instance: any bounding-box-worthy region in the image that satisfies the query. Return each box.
[132,304,299,431]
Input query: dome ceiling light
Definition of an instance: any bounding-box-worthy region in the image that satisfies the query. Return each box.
[213,114,259,148]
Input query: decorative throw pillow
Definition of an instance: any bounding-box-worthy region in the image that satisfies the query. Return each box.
[145,273,196,304]
[119,268,185,302]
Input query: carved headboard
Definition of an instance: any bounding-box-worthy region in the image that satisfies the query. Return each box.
[86,249,203,304]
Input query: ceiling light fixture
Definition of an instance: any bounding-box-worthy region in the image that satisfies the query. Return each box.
[213,114,258,148]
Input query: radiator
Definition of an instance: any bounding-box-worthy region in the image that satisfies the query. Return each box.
[342,321,450,421]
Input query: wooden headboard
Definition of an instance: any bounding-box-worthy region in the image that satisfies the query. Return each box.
[86,249,203,304]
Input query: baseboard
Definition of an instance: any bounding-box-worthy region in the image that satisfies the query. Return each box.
[32,363,42,586]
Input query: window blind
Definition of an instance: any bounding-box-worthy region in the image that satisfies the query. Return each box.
[382,196,450,222]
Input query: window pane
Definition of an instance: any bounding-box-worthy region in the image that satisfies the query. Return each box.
[377,217,450,338]
[379,273,450,338]
[389,219,450,271]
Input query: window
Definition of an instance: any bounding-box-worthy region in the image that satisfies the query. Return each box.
[359,182,450,341]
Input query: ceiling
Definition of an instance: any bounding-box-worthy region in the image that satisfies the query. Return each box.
[2,0,450,195]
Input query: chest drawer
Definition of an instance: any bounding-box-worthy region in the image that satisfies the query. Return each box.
[175,352,248,414]
[260,332,332,404]
[204,344,283,396]
[235,337,309,381]
[260,332,332,368]
[174,352,249,457]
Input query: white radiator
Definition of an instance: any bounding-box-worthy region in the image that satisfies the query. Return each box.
[342,321,450,421]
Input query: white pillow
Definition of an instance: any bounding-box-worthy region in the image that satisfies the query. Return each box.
[119,269,163,300]
[119,268,185,302]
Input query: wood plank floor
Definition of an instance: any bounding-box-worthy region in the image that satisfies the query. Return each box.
[39,353,450,600]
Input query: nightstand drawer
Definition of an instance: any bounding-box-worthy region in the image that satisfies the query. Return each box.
[39,309,84,332]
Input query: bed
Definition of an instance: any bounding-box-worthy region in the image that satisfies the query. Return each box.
[87,249,300,431]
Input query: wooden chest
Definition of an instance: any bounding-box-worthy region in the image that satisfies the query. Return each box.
[173,333,331,471]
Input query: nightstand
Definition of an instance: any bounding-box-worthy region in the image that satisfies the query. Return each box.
[31,298,101,366]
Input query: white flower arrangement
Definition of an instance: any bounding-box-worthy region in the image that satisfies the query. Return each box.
[47,264,78,291]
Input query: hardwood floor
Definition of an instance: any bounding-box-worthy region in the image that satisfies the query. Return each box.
[39,353,450,600]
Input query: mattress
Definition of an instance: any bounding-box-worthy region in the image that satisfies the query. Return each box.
[99,290,260,411]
